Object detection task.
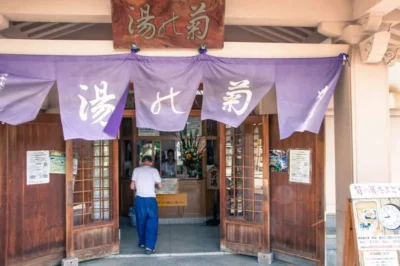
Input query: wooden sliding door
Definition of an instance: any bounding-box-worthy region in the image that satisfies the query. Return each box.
[66,139,120,261]
[220,116,270,256]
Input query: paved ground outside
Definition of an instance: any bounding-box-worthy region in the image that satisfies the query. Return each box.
[80,254,294,266]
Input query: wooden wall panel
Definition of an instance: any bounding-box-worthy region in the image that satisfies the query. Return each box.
[226,224,263,245]
[269,115,325,265]
[5,114,66,266]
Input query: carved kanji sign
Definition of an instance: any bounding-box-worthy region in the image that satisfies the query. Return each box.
[111,0,225,49]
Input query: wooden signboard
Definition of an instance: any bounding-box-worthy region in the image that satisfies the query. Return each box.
[344,184,400,266]
[206,165,219,190]
[156,193,187,207]
[111,0,225,49]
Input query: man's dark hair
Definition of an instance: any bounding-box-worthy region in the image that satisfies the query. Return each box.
[167,149,174,155]
[141,155,153,163]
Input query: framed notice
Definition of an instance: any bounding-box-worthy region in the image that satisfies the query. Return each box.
[27,150,50,185]
[348,183,400,266]
[138,128,160,136]
[288,149,311,184]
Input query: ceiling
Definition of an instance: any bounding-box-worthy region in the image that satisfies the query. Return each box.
[0,21,322,44]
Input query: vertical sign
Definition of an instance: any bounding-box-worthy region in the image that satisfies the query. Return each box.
[27,150,50,185]
[111,0,225,49]
[207,165,219,190]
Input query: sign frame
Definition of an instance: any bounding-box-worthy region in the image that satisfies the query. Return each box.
[111,0,225,49]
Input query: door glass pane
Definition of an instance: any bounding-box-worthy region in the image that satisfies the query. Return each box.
[225,123,264,222]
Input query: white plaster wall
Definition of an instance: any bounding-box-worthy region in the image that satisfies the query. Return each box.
[390,116,400,183]
[389,63,400,183]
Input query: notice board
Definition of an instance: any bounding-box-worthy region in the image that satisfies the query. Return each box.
[346,183,400,266]
[156,193,187,207]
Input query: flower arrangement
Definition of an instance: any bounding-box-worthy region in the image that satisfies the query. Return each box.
[179,128,205,177]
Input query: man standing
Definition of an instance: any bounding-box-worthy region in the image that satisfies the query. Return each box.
[130,156,163,254]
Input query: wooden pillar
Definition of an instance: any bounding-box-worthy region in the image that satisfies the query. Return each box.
[334,45,390,265]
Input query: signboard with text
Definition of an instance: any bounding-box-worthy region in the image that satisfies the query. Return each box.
[207,165,219,190]
[111,0,225,49]
[349,183,400,266]
[156,193,187,207]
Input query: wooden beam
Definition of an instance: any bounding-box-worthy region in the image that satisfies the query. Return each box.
[22,22,58,35]
[0,39,350,58]
[353,0,399,20]
[318,22,348,37]
[295,27,315,35]
[273,27,307,40]
[0,0,352,27]
[50,24,95,39]
[0,15,9,31]
[30,23,78,39]
[359,31,391,63]
[255,26,299,43]
[237,26,278,43]
[384,9,400,24]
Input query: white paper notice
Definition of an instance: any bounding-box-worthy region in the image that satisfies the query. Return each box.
[289,149,311,184]
[27,150,50,185]
[157,178,178,194]
[363,251,399,266]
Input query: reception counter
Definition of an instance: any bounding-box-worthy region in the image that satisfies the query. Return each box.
[158,178,207,219]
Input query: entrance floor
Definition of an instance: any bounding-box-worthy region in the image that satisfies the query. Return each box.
[81,254,294,266]
[120,218,220,254]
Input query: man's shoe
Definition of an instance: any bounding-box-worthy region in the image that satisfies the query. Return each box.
[145,248,155,255]
[138,244,145,248]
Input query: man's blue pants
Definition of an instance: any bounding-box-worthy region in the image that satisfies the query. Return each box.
[135,196,159,250]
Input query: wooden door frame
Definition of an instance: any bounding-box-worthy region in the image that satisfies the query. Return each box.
[0,123,8,266]
[66,139,120,259]
[219,115,270,254]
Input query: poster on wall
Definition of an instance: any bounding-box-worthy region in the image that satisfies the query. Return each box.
[349,183,400,266]
[138,128,160,136]
[50,150,66,174]
[49,150,78,175]
[269,150,288,173]
[289,149,311,184]
[27,150,50,185]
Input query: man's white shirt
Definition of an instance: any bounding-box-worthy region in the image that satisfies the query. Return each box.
[131,166,162,198]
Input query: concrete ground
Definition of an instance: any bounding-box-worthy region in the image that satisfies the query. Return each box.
[80,254,294,266]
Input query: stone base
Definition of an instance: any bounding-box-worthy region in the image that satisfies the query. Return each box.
[61,257,78,266]
[257,252,273,264]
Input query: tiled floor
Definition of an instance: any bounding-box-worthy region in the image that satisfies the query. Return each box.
[120,219,220,254]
